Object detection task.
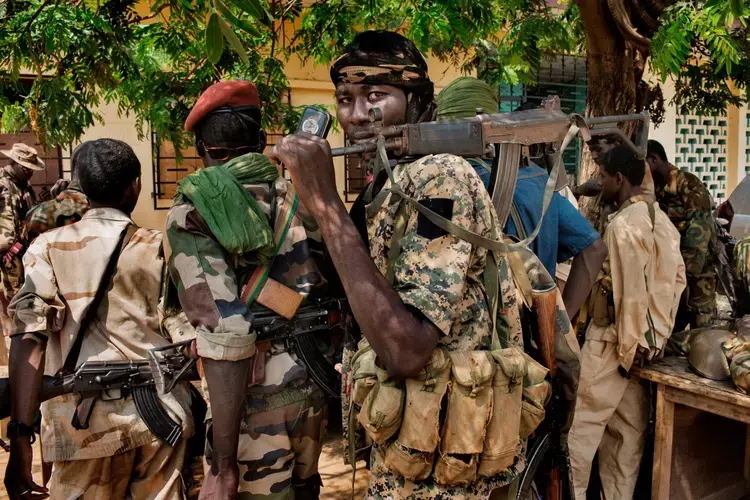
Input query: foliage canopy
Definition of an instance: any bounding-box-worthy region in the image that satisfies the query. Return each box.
[0,0,748,150]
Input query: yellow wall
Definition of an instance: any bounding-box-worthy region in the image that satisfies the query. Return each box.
[106,52,468,230]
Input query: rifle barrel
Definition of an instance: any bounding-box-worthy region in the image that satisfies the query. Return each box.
[331,138,403,157]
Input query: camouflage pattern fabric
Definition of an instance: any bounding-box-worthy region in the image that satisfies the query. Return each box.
[9,208,193,463]
[360,154,524,497]
[166,175,329,498]
[22,180,89,244]
[655,165,717,326]
[204,379,327,498]
[735,236,750,306]
[48,434,187,499]
[0,165,37,310]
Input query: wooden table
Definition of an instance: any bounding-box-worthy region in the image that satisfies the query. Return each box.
[635,357,750,500]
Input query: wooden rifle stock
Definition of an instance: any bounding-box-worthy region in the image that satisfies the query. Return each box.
[532,286,558,378]
[532,285,563,500]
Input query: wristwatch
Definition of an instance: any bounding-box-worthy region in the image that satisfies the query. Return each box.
[7,421,36,443]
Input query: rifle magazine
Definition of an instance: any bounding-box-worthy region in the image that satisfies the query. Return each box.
[131,385,182,446]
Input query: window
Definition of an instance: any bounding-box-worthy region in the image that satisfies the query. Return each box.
[494,54,588,179]
[152,132,285,210]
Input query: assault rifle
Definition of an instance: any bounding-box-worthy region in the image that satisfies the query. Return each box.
[0,340,197,446]
[0,298,345,447]
[330,96,650,227]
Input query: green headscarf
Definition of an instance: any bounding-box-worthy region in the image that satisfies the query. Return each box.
[175,152,278,261]
[436,76,499,120]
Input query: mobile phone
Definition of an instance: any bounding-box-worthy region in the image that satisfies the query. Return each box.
[297,107,332,138]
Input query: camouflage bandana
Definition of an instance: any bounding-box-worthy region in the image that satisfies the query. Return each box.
[331,52,436,124]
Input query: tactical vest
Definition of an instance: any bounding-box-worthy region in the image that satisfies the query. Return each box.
[346,152,554,485]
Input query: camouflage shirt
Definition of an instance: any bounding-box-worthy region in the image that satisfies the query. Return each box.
[363,154,524,498]
[655,165,717,279]
[0,166,37,307]
[22,180,89,243]
[0,165,36,254]
[166,176,328,391]
[9,208,193,462]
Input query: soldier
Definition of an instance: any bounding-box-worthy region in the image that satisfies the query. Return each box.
[22,145,89,244]
[166,80,328,499]
[270,30,529,499]
[0,143,44,360]
[4,138,193,499]
[647,139,718,330]
[567,145,685,499]
[436,79,607,319]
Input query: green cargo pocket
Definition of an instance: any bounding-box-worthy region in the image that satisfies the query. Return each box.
[478,347,526,478]
[358,362,404,445]
[385,348,451,480]
[435,351,496,486]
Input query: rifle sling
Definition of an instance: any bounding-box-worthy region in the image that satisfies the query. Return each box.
[63,223,137,431]
[62,224,137,374]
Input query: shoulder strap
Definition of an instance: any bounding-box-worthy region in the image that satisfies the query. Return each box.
[62,224,137,373]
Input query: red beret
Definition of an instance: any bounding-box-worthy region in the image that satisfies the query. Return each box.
[184,80,260,132]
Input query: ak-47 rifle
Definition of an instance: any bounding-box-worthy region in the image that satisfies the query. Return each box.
[330,96,650,227]
[0,340,197,446]
[0,298,346,448]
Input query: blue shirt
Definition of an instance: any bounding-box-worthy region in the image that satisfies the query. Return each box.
[504,162,600,277]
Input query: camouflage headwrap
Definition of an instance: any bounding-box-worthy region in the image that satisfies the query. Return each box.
[330,49,436,123]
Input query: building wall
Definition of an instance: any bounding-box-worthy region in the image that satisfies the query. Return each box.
[18,59,748,230]
[71,54,466,231]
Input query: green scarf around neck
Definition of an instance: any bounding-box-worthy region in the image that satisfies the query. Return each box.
[175,152,278,261]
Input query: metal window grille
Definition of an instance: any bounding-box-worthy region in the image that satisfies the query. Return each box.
[497,54,588,179]
[152,132,285,210]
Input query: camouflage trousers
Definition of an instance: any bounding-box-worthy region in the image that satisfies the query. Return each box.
[48,436,186,499]
[675,274,717,331]
[205,378,327,499]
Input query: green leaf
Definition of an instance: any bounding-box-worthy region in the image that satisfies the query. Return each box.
[205,12,224,64]
[730,0,744,18]
[218,15,249,64]
[215,0,261,36]
[227,0,271,24]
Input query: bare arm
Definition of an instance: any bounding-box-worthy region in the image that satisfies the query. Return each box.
[315,201,439,379]
[269,135,439,379]
[563,238,608,319]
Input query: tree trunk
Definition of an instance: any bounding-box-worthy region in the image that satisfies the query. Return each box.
[579,49,638,229]
[575,0,640,231]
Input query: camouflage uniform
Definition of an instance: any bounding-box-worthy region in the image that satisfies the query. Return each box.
[655,164,717,327]
[22,180,89,243]
[345,154,525,498]
[166,175,329,498]
[0,165,36,313]
[9,207,194,499]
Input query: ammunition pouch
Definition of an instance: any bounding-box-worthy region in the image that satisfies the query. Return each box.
[358,362,404,445]
[519,353,551,440]
[477,348,527,478]
[589,276,615,327]
[385,348,450,481]
[436,350,497,486]
[350,343,549,485]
